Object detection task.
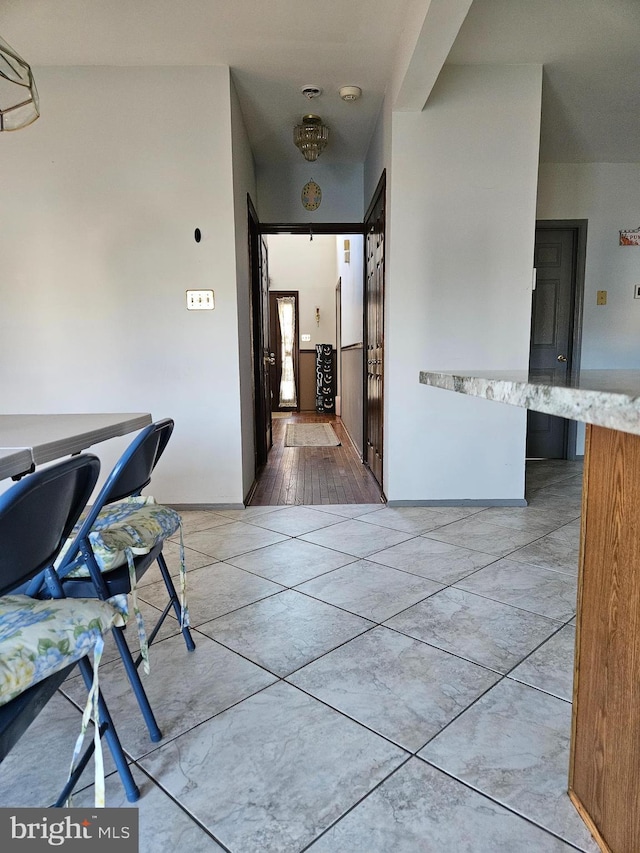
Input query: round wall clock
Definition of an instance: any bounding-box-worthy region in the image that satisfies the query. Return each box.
[301,179,322,211]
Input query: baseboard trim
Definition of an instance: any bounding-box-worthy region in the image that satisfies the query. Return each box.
[386,498,528,508]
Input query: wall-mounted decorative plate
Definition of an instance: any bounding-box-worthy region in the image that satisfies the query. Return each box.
[301,179,322,211]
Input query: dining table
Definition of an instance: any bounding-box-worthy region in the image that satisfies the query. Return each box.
[0,448,34,481]
[0,413,153,480]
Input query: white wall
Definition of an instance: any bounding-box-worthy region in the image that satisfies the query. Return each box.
[537,164,640,368]
[0,66,245,505]
[230,79,258,500]
[257,162,364,223]
[266,235,338,348]
[364,99,391,215]
[336,234,364,450]
[337,234,364,348]
[385,64,542,503]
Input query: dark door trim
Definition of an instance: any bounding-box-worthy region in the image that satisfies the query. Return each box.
[260,222,364,236]
[533,219,587,460]
[363,171,386,488]
[248,194,272,473]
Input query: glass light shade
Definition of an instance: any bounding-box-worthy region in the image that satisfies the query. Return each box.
[293,114,329,162]
[0,35,39,131]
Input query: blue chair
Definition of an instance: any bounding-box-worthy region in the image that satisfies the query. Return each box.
[0,455,140,806]
[52,419,195,743]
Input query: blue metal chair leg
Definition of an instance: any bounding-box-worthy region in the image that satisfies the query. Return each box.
[156,552,196,652]
[76,657,140,802]
[110,626,163,742]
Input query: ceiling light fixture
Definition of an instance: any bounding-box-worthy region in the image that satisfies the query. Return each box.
[0,34,39,131]
[293,114,329,162]
[339,86,362,102]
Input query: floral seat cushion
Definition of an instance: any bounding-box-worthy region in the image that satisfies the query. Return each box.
[54,496,188,675]
[56,496,182,577]
[0,593,128,806]
[0,593,128,706]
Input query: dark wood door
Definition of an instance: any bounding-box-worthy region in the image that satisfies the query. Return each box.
[527,227,577,458]
[364,174,385,486]
[248,199,272,470]
[269,291,300,412]
[260,237,273,451]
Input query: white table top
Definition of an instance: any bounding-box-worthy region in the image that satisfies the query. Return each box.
[0,413,152,469]
[419,370,640,436]
[0,448,34,480]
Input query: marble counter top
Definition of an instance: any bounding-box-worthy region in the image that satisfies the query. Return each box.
[419,370,640,436]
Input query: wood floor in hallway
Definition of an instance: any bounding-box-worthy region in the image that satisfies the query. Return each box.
[249,412,383,506]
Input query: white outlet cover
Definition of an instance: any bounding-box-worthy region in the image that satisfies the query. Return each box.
[301,334,311,342]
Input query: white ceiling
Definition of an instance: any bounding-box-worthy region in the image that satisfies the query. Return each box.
[2,0,639,165]
[448,0,640,163]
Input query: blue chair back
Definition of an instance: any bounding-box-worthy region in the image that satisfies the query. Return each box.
[56,420,174,571]
[98,418,173,505]
[0,455,100,596]
[0,452,141,804]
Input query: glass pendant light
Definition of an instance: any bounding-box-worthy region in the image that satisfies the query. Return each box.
[0,35,39,131]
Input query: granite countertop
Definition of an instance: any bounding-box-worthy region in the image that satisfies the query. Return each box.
[419,370,640,436]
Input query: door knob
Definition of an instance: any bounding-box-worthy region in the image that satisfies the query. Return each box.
[557,354,567,362]
[265,353,276,366]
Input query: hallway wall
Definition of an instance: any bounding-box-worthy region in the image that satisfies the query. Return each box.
[337,234,365,453]
[384,64,543,503]
[257,163,364,222]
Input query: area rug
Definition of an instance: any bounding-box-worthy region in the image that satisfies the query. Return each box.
[284,423,341,447]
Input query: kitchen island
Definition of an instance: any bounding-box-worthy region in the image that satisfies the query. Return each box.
[420,370,640,853]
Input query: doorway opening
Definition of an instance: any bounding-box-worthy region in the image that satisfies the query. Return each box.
[247,217,383,506]
[527,219,587,460]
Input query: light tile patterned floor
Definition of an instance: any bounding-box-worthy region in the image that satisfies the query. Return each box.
[0,460,603,852]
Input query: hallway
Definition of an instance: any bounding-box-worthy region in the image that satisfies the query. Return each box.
[249,412,383,506]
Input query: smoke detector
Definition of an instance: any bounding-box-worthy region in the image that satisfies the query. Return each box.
[339,86,362,101]
[301,85,322,99]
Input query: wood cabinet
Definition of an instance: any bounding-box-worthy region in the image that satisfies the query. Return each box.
[569,424,640,853]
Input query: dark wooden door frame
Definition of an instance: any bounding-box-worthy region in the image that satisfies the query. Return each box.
[256,223,365,422]
[260,222,363,235]
[363,171,386,488]
[269,290,300,412]
[250,222,367,466]
[532,219,587,460]
[248,195,272,474]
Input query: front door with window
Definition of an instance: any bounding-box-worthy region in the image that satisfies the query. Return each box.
[269,291,299,412]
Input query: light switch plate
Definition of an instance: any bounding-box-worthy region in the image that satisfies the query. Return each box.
[186,290,214,310]
[634,285,640,299]
[301,334,311,342]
